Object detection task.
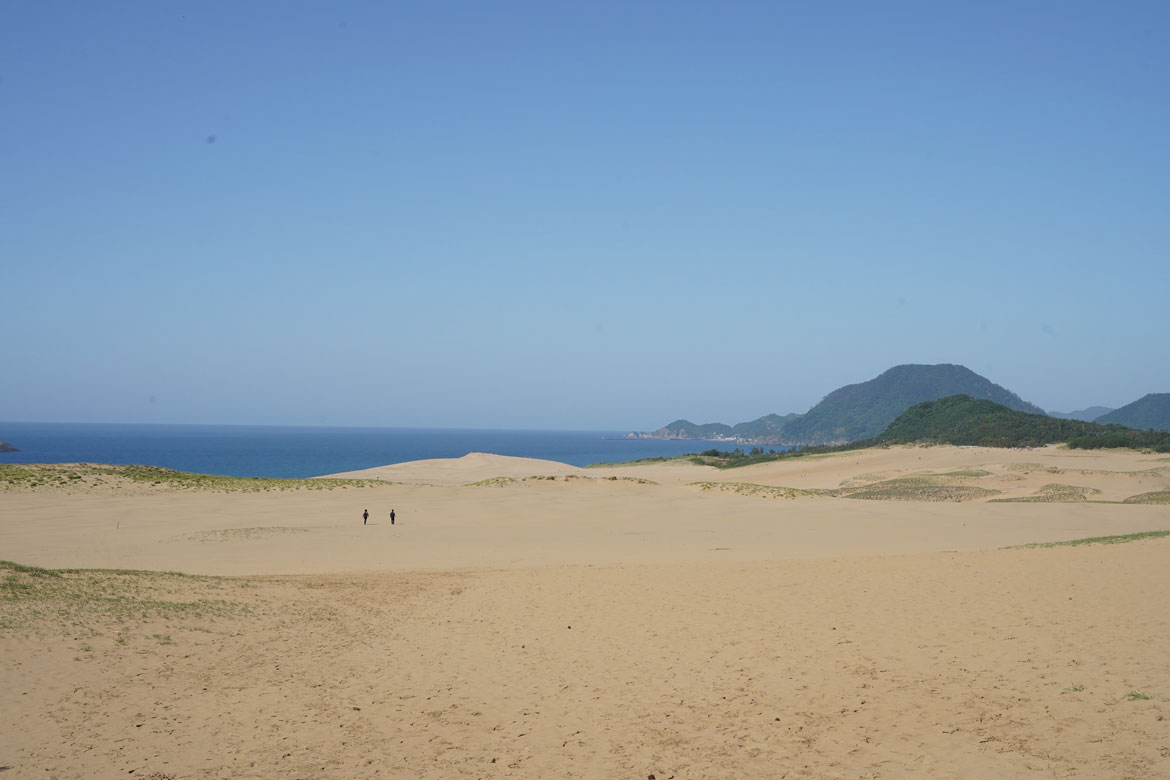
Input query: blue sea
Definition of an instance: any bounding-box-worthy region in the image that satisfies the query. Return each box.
[0,422,749,479]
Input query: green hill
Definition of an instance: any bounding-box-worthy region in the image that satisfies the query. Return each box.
[644,396,1170,470]
[880,395,1095,447]
[650,419,733,440]
[879,395,1170,451]
[636,363,1049,446]
[729,413,799,440]
[779,364,1047,445]
[1094,394,1170,432]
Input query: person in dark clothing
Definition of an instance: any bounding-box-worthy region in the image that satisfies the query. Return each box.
[363,508,368,525]
[390,509,396,525]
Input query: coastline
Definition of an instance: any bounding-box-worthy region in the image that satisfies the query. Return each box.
[0,422,730,478]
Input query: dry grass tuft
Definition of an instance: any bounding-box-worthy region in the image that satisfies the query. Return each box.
[990,483,1104,503]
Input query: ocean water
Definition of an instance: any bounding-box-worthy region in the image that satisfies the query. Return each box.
[0,422,754,479]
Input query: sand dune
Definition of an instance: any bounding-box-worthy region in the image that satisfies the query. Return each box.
[324,451,586,485]
[1,445,1168,778]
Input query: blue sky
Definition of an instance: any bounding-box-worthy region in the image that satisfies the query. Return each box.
[3,1,1168,429]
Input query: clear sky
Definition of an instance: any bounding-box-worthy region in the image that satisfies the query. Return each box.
[3,1,1168,430]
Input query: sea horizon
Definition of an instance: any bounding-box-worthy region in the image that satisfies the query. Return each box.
[0,421,757,479]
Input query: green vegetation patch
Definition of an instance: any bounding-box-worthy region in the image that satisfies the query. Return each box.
[469,475,656,487]
[839,477,1000,502]
[0,560,257,631]
[692,474,998,502]
[691,482,819,499]
[589,442,897,471]
[688,448,796,469]
[468,476,520,487]
[990,483,1104,503]
[585,456,675,468]
[1122,491,1170,505]
[0,463,388,493]
[175,527,311,542]
[1004,462,1063,474]
[0,464,90,490]
[686,444,875,470]
[1007,530,1170,550]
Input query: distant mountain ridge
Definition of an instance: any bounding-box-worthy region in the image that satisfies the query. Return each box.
[1094,394,1170,432]
[642,413,801,444]
[731,413,800,440]
[633,363,1049,446]
[780,364,1046,445]
[1047,406,1114,421]
[648,419,734,440]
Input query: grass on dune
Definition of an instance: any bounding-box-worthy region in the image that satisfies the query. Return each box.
[0,559,257,632]
[1006,530,1170,550]
[1122,491,1170,504]
[0,561,336,663]
[691,482,815,499]
[990,483,1104,503]
[468,474,657,487]
[0,463,389,493]
[837,477,999,502]
[692,475,1001,502]
[584,456,677,468]
[586,444,873,470]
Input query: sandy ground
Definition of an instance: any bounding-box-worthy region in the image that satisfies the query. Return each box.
[1,444,1168,778]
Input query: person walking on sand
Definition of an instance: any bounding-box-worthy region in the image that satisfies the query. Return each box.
[390,509,396,525]
[363,508,368,525]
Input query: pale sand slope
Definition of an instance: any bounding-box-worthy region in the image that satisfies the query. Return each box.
[588,442,1170,500]
[1,446,1168,778]
[328,452,586,485]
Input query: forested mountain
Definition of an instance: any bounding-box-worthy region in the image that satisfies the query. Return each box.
[639,414,799,442]
[777,364,1046,445]
[644,419,733,440]
[879,395,1170,452]
[1094,394,1170,432]
[675,396,1170,469]
[881,395,1099,447]
[730,413,799,440]
[634,364,1049,446]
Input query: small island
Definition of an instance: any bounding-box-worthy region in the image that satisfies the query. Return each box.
[0,440,19,453]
